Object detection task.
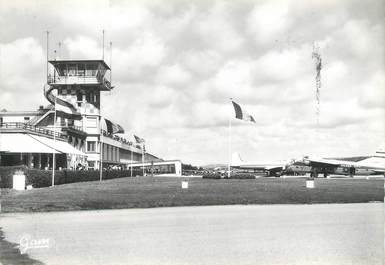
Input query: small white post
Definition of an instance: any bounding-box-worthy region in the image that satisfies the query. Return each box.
[306,179,315,188]
[181,181,188,189]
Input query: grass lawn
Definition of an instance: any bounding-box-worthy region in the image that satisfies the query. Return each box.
[0,177,383,213]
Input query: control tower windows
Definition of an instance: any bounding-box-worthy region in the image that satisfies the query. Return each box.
[68,64,76,76]
[86,64,98,76]
[78,64,85,76]
[49,60,109,78]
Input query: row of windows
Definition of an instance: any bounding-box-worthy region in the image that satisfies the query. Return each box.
[86,142,120,163]
[59,64,99,77]
[120,149,141,161]
[102,144,119,162]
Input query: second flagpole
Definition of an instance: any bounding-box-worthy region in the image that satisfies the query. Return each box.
[228,98,232,178]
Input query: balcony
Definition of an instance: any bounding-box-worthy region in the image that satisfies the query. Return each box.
[61,125,87,138]
[0,122,66,141]
[101,130,142,151]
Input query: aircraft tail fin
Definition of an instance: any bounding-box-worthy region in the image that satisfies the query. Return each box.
[231,152,244,167]
[374,144,385,158]
[356,144,385,169]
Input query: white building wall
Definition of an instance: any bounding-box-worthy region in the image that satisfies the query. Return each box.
[2,115,36,123]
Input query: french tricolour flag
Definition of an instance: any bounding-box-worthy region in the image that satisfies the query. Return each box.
[231,101,256,123]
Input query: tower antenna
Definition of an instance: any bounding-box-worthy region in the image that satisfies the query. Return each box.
[102,29,105,60]
[312,43,322,126]
[109,41,112,87]
[46,30,49,84]
[58,41,62,59]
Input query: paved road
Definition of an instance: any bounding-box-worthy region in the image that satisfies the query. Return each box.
[0,203,383,265]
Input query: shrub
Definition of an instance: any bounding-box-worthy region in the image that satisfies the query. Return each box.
[62,170,99,184]
[0,167,139,189]
[27,169,65,188]
[202,172,222,179]
[106,170,133,179]
[230,173,256,179]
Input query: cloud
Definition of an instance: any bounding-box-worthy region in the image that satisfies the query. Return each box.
[247,1,291,45]
[113,32,167,82]
[0,38,45,109]
[147,85,174,108]
[64,36,102,59]
[181,49,223,77]
[359,71,385,109]
[193,1,245,53]
[0,0,384,165]
[156,64,192,87]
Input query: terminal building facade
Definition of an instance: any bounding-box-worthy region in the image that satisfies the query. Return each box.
[0,59,182,176]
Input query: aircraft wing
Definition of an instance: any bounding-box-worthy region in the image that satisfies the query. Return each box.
[265,165,284,171]
[305,157,353,167]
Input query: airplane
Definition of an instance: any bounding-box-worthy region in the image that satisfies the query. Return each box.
[302,146,385,178]
[231,152,287,177]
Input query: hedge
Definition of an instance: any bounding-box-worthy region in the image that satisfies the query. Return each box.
[202,172,222,179]
[202,172,257,179]
[230,173,257,179]
[0,167,140,189]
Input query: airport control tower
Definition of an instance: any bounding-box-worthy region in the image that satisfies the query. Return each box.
[47,59,111,120]
[46,59,118,169]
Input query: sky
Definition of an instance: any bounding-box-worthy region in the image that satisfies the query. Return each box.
[0,0,384,165]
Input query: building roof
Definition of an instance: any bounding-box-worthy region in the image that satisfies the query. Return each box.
[0,133,59,153]
[48,59,110,70]
[0,133,86,156]
[29,134,86,156]
[0,110,43,116]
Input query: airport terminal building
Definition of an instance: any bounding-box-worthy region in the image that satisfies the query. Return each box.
[0,59,182,176]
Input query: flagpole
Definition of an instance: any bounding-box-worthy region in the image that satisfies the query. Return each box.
[100,103,103,181]
[52,94,57,187]
[100,125,103,181]
[228,98,232,178]
[130,145,133,177]
[142,143,145,176]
